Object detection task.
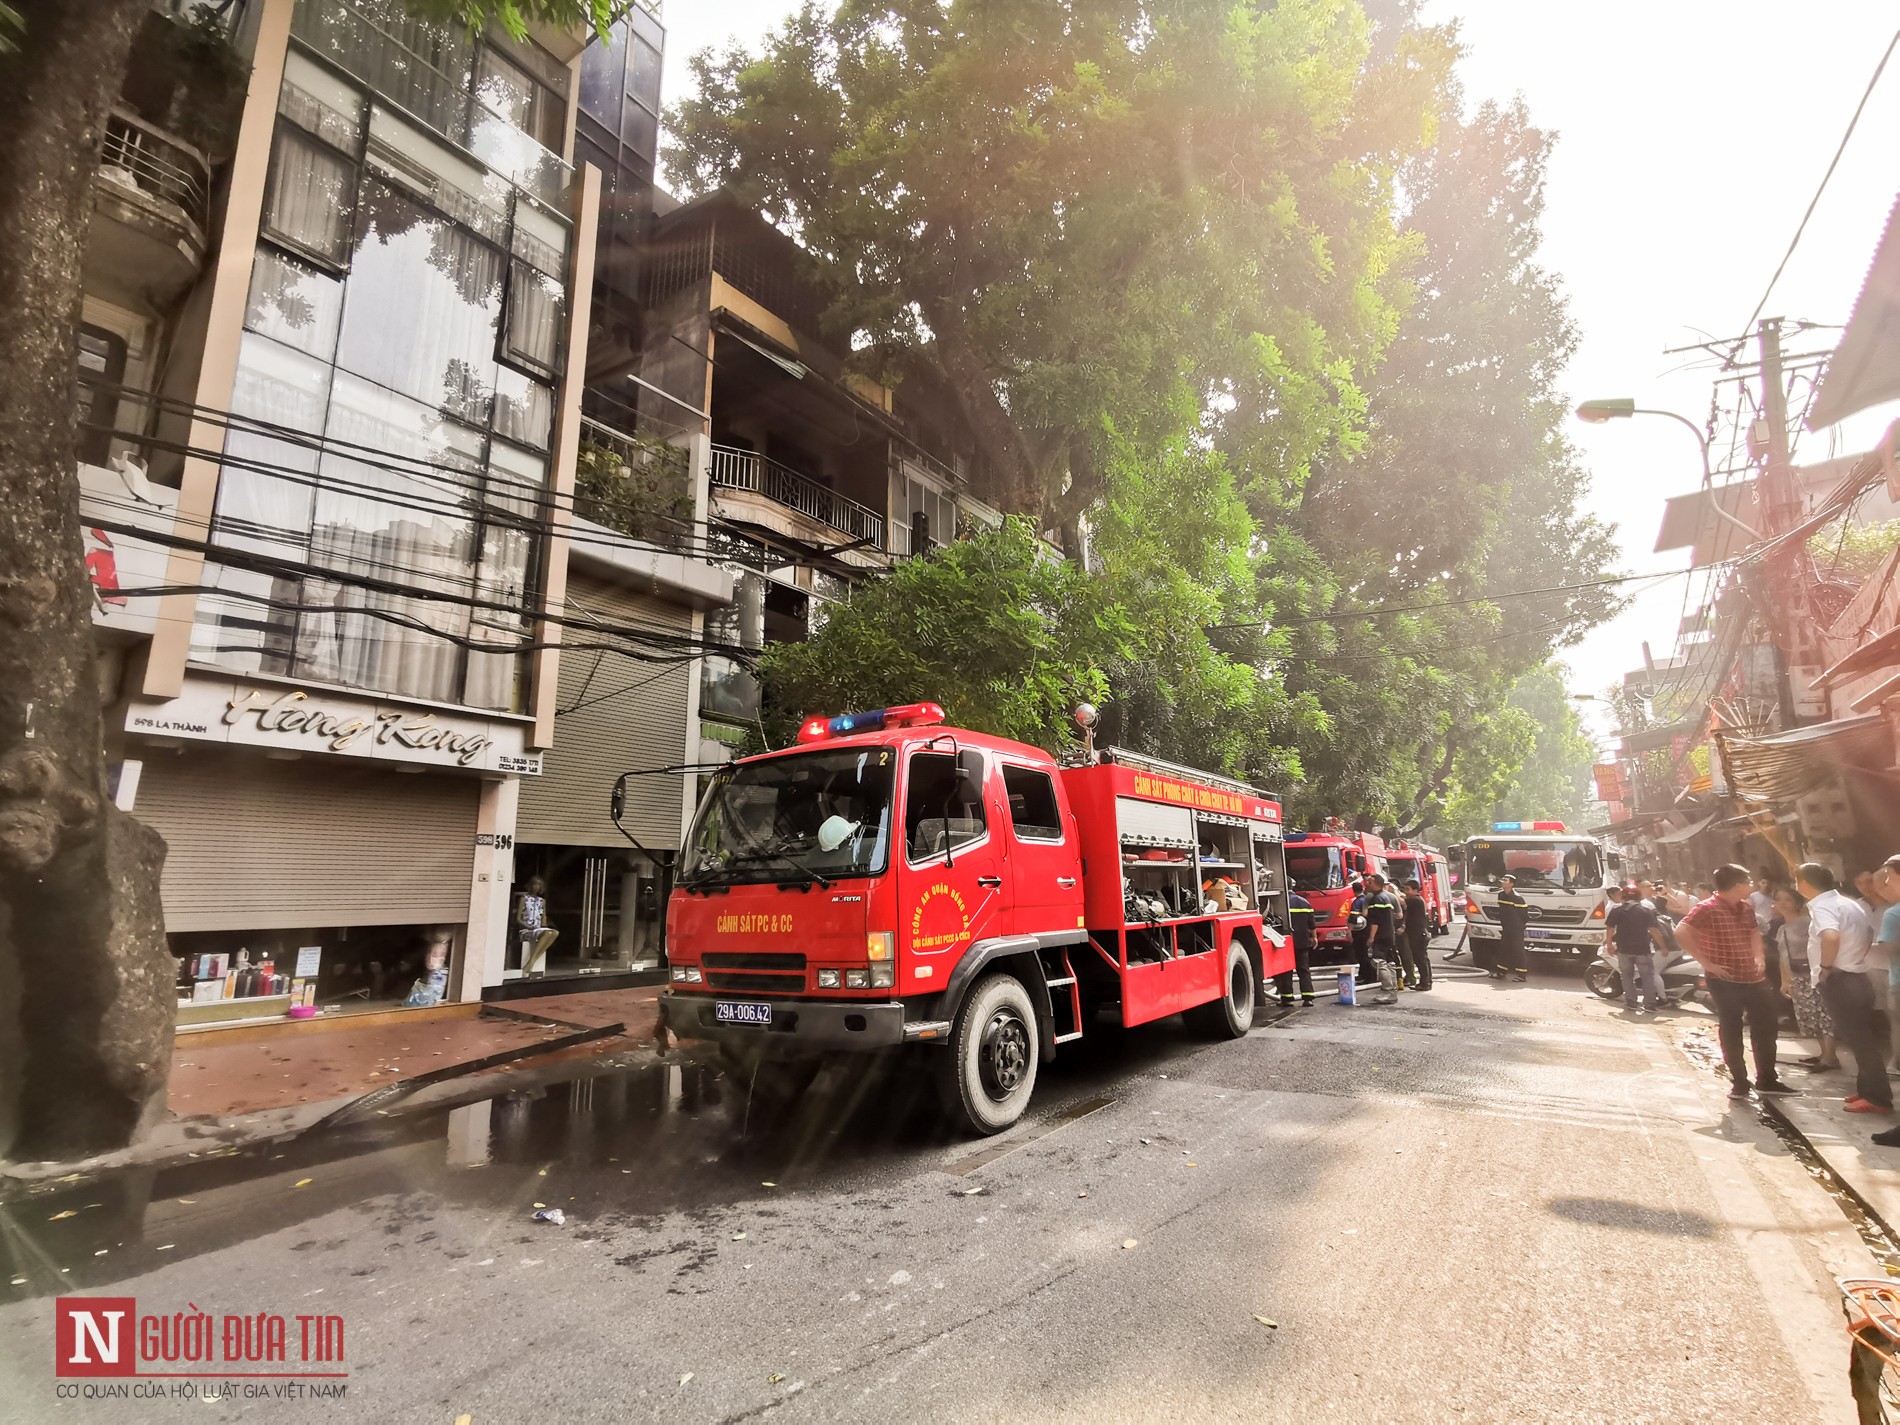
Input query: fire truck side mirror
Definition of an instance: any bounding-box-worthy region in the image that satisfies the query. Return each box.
[610,775,627,822]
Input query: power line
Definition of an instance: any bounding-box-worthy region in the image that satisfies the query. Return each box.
[1735,28,1900,343]
[1205,567,1695,633]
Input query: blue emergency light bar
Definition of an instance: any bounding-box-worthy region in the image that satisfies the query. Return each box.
[796,702,946,743]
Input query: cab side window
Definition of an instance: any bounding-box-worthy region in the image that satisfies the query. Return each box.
[1002,764,1062,841]
[905,750,987,860]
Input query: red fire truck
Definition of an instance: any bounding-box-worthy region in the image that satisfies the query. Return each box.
[1281,822,1389,967]
[1383,840,1454,935]
[656,703,1291,1134]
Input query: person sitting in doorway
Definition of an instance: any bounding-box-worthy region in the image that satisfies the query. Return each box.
[515,875,558,977]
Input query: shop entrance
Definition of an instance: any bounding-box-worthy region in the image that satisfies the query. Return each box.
[510,844,672,979]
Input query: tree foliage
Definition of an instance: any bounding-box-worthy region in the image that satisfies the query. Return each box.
[668,0,1452,525]
[699,7,1626,828]
[759,518,1131,747]
[1435,663,1601,840]
[1264,96,1623,830]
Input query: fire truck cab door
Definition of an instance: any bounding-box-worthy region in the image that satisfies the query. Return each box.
[899,746,1008,972]
[997,759,1086,934]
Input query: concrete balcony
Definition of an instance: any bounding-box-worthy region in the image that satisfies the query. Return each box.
[88,108,211,309]
[708,444,887,562]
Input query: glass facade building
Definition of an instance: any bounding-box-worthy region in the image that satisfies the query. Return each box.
[194,1,576,713]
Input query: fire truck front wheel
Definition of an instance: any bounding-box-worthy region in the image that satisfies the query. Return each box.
[938,972,1039,1136]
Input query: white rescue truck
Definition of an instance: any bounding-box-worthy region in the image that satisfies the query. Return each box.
[1458,822,1620,960]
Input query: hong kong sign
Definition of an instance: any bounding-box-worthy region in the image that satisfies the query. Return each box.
[126,676,542,775]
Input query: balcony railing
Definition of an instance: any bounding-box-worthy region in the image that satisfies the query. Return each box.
[98,108,211,234]
[709,444,885,549]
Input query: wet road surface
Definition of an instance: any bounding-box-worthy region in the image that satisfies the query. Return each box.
[0,946,1876,1422]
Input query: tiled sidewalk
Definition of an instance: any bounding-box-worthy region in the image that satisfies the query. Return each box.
[170,985,663,1119]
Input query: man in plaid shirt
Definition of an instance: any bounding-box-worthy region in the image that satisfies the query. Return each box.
[1676,864,1792,1100]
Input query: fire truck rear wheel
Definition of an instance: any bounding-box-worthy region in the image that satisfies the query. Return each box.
[1185,941,1255,1040]
[939,972,1039,1136]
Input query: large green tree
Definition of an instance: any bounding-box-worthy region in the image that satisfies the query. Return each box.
[0,0,616,1161]
[1434,663,1601,840]
[1265,96,1622,830]
[668,0,1452,529]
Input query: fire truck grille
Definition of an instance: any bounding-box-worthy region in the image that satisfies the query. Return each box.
[1533,907,1591,925]
[702,952,807,994]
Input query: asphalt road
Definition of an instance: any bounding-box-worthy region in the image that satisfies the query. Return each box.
[0,939,1880,1423]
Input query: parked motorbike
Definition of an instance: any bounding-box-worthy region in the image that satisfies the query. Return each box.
[1584,944,1705,1006]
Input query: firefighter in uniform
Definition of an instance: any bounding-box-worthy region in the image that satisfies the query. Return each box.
[1274,891,1318,1007]
[1493,873,1531,982]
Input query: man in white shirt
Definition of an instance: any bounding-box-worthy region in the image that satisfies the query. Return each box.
[1801,862,1889,1113]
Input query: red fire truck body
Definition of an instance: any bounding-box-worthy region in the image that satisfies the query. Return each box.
[658,705,1290,1134]
[1383,840,1453,935]
[1282,826,1390,966]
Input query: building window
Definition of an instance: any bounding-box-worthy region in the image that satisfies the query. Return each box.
[263,127,357,265]
[891,466,957,556]
[199,70,576,715]
[75,325,129,467]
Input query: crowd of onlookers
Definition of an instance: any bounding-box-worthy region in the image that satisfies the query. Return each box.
[1606,858,1900,1136]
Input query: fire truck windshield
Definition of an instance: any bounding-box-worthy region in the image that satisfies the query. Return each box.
[683,747,896,886]
[1286,845,1344,892]
[1467,839,1603,890]
[1386,855,1420,884]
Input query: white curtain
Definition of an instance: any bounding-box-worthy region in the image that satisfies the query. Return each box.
[263,130,353,262]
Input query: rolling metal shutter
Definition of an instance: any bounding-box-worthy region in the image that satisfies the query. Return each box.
[134,754,479,931]
[516,576,693,849]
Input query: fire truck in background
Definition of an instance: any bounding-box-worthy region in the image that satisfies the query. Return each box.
[1460,821,1618,959]
[1383,840,1454,935]
[1282,823,1389,968]
[653,703,1291,1135]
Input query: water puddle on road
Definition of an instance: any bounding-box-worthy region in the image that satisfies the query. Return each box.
[0,1051,971,1300]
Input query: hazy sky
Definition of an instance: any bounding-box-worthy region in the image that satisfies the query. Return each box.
[656,4,1900,747]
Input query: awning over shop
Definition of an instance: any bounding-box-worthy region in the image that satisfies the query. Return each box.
[1617,720,1698,755]
[1818,624,1900,689]
[1809,192,1900,430]
[1653,483,1761,567]
[1652,812,1719,845]
[1715,712,1894,804]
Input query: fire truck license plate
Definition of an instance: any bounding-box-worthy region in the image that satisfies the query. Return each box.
[1526,928,1552,939]
[715,1001,774,1026]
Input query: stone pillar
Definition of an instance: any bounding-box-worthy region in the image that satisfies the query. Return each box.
[460,775,520,1001]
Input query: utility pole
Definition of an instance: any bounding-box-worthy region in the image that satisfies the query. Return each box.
[1754,318,1809,729]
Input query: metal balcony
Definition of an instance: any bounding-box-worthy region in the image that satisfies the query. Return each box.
[89,108,211,305]
[709,444,885,548]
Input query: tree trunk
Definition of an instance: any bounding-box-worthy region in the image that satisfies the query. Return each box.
[0,0,174,1161]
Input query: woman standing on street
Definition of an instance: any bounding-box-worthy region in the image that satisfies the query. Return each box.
[1776,886,1838,1070]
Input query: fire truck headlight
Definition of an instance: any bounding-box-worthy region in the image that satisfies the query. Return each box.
[870,962,895,988]
[669,966,702,984]
[845,969,871,989]
[817,969,841,988]
[867,931,894,962]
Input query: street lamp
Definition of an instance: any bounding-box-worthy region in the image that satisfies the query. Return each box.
[1573,398,1760,541]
